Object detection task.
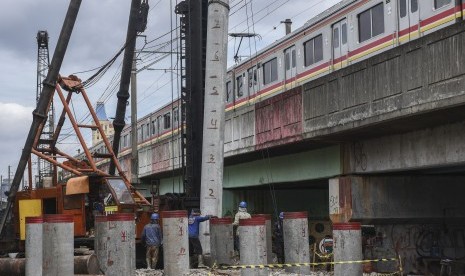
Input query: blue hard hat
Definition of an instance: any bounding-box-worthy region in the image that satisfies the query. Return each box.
[279,212,284,219]
[239,201,247,208]
[151,213,159,220]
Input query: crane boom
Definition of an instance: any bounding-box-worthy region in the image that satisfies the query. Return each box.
[0,0,83,237]
[109,0,143,176]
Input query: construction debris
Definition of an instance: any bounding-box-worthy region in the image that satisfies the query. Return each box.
[134,269,396,276]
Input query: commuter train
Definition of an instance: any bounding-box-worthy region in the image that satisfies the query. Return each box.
[92,0,465,177]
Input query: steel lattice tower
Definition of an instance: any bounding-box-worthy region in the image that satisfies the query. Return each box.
[36,30,54,187]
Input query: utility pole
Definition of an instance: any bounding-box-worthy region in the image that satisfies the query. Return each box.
[130,57,139,185]
[199,0,230,255]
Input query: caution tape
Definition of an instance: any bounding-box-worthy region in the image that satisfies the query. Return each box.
[220,258,398,270]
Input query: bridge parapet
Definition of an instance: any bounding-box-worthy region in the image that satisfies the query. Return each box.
[303,21,465,140]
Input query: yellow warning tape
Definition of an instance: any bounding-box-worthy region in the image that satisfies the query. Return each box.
[220,258,398,270]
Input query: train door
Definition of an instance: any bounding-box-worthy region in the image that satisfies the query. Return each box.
[398,0,420,44]
[284,45,296,90]
[332,19,348,70]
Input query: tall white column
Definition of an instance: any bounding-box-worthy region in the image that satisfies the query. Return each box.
[199,0,230,255]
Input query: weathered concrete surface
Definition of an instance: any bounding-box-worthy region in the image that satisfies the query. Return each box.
[329,176,465,223]
[25,217,42,276]
[303,21,465,141]
[42,215,74,276]
[343,120,465,173]
[94,215,108,274]
[106,214,136,276]
[161,211,189,276]
[239,218,268,276]
[333,223,362,276]
[210,218,234,265]
[283,212,310,275]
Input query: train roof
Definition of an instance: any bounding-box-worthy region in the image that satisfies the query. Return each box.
[228,0,357,72]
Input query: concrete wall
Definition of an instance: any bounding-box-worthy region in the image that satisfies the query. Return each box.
[303,21,465,139]
[330,176,465,223]
[343,120,465,173]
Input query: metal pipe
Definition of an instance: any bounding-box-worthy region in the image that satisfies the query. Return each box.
[0,0,82,237]
[0,255,100,276]
[110,0,141,175]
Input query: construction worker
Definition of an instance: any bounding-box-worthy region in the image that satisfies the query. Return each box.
[273,212,285,263]
[188,208,211,268]
[232,201,251,253]
[141,213,162,269]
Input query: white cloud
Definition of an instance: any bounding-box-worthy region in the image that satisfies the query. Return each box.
[0,102,33,178]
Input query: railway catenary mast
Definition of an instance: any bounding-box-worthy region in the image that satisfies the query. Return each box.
[35,30,55,188]
[0,0,83,237]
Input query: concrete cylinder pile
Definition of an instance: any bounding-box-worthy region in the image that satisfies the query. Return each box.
[94,215,108,273]
[333,222,363,276]
[239,217,268,276]
[42,214,74,276]
[25,216,43,276]
[210,217,234,265]
[283,211,310,274]
[252,214,273,264]
[161,210,189,276]
[105,213,136,276]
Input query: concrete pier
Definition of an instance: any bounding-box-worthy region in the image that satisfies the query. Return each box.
[25,216,43,276]
[162,210,189,276]
[210,217,234,265]
[333,222,362,276]
[283,212,310,274]
[106,213,135,276]
[252,214,273,264]
[239,217,268,276]
[94,215,108,273]
[42,214,74,276]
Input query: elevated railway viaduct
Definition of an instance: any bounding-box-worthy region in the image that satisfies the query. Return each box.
[92,20,465,272]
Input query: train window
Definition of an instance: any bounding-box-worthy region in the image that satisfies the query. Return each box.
[342,24,347,45]
[400,0,407,18]
[226,81,232,102]
[151,120,156,135]
[434,0,450,9]
[146,123,150,138]
[358,3,385,43]
[173,107,179,125]
[263,58,278,85]
[291,49,296,68]
[163,112,171,129]
[304,34,323,66]
[157,116,162,133]
[236,75,244,97]
[333,27,340,48]
[411,0,418,12]
[285,52,291,70]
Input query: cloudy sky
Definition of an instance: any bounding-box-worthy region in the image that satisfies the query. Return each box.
[0,0,341,185]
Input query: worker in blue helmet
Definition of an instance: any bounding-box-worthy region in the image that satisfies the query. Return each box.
[273,212,285,263]
[141,213,162,269]
[232,201,251,254]
[188,208,211,268]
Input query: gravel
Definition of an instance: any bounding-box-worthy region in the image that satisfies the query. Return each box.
[135,269,391,275]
